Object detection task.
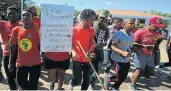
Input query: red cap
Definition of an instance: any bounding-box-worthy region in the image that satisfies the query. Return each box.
[149,17,165,28]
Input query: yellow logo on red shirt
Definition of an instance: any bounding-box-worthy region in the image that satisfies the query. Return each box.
[19,38,32,52]
[154,35,158,40]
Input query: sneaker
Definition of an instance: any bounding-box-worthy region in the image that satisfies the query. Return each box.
[104,74,110,90]
[130,84,136,91]
[90,76,96,90]
[68,80,73,90]
[50,83,55,90]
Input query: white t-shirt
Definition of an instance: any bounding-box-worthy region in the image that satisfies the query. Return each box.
[103,25,119,50]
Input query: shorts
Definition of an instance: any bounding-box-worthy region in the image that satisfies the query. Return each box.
[133,52,154,69]
[43,57,70,70]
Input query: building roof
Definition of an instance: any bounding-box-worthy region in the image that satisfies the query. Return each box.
[97,9,171,20]
[108,9,162,17]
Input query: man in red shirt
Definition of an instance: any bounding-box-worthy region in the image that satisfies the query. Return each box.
[9,9,41,90]
[130,17,164,90]
[0,6,21,90]
[68,9,96,90]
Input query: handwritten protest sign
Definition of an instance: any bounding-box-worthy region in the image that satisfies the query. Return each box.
[41,4,74,52]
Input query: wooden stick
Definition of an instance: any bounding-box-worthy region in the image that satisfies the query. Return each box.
[77,41,106,90]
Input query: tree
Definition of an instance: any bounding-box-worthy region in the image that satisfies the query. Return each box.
[74,10,80,16]
[23,0,36,9]
[144,10,171,17]
[0,0,35,15]
[36,6,41,17]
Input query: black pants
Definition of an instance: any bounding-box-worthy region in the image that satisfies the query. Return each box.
[71,61,91,90]
[90,48,104,86]
[113,62,130,89]
[0,45,3,72]
[17,65,41,90]
[3,56,17,90]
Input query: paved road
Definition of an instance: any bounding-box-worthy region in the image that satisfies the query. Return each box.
[0,40,171,90]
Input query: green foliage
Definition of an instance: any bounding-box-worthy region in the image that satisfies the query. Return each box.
[0,0,20,14]
[144,10,171,17]
[36,6,41,17]
[74,10,80,16]
[135,23,144,29]
[0,0,35,14]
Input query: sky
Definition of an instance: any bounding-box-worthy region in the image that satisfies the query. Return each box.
[33,0,171,13]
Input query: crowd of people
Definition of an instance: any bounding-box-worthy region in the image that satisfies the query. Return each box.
[0,5,170,91]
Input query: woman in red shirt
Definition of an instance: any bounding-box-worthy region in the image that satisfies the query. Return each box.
[43,52,70,90]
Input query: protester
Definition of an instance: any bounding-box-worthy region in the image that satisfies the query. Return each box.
[43,52,70,90]
[28,6,40,31]
[0,6,22,89]
[130,17,164,90]
[103,18,123,66]
[68,9,96,90]
[9,9,41,90]
[89,10,109,90]
[107,18,134,90]
[103,18,123,89]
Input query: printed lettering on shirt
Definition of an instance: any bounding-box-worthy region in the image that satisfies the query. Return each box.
[27,33,32,38]
[97,30,106,44]
[19,38,32,52]
[142,35,154,41]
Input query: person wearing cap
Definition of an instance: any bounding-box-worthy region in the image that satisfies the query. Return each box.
[130,17,164,90]
[89,10,109,90]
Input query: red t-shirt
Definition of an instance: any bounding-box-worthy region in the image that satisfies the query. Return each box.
[45,52,70,61]
[0,20,22,56]
[134,28,161,55]
[72,25,95,63]
[32,16,40,31]
[9,26,41,68]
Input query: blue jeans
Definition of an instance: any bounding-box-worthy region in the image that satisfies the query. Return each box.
[103,50,112,73]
